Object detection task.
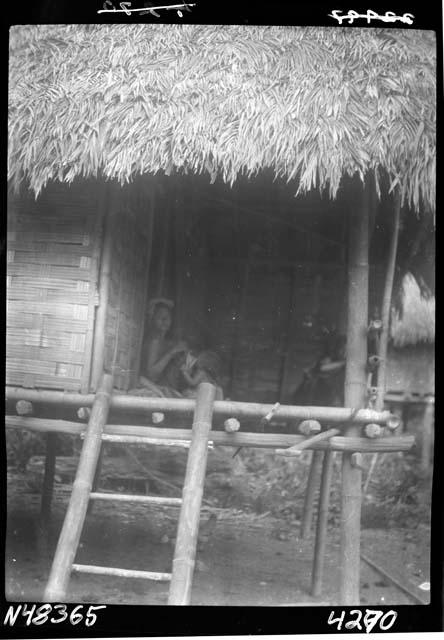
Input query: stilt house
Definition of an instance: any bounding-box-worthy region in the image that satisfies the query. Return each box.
[6,25,436,605]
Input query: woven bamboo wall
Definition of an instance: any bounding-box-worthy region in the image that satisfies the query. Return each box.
[6,181,101,392]
[103,200,151,391]
[169,252,389,403]
[205,261,346,403]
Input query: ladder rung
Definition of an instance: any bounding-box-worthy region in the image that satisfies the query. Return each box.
[72,564,171,581]
[89,492,182,506]
[100,434,191,447]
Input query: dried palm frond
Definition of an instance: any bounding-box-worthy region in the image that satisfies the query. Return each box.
[8,25,435,212]
[391,273,435,346]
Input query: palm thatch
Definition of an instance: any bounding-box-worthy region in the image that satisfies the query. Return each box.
[8,25,436,212]
[391,273,435,346]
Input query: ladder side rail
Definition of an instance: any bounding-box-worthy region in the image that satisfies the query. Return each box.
[44,373,114,602]
[168,383,216,606]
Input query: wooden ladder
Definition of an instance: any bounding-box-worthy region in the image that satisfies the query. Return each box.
[44,376,217,606]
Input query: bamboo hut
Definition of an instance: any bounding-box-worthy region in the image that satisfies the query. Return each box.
[7,25,436,605]
[388,272,435,397]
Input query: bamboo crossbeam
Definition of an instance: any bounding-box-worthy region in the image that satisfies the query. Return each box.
[100,434,191,448]
[6,387,96,406]
[5,387,393,425]
[276,428,340,456]
[5,416,415,453]
[89,492,182,506]
[71,564,171,582]
[385,393,434,405]
[43,374,114,602]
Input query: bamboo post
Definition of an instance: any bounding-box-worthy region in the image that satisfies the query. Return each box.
[294,272,323,535]
[301,449,323,538]
[364,190,401,492]
[90,195,115,391]
[41,433,57,520]
[339,178,370,605]
[376,190,401,411]
[311,449,334,595]
[420,398,434,471]
[277,267,298,402]
[168,382,216,605]
[44,374,114,602]
[132,189,155,386]
[82,184,108,393]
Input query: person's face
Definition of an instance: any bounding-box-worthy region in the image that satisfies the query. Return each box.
[153,306,172,333]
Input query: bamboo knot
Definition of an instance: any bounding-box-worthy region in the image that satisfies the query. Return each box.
[192,420,212,429]
[172,557,195,570]
[95,390,112,400]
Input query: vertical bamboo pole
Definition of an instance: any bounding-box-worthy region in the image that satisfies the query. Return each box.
[299,272,324,537]
[339,177,370,604]
[168,382,216,605]
[364,190,401,491]
[44,374,114,602]
[90,192,115,392]
[300,449,323,538]
[277,267,298,402]
[420,399,434,472]
[41,433,57,520]
[376,190,401,410]
[82,184,108,393]
[132,190,155,385]
[311,449,334,595]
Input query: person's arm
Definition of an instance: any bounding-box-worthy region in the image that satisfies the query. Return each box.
[181,368,207,388]
[319,359,345,373]
[145,338,187,382]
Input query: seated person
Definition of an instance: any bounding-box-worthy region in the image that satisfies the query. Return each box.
[136,298,188,397]
[180,350,224,400]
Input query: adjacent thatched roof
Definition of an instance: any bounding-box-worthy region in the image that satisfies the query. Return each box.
[391,273,435,346]
[8,25,436,212]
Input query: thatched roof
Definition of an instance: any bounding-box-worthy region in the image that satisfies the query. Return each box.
[391,273,435,346]
[8,25,436,212]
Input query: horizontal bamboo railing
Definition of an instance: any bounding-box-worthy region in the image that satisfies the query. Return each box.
[5,386,393,425]
[5,416,414,453]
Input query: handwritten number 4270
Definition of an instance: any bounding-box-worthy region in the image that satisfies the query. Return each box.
[328,609,398,633]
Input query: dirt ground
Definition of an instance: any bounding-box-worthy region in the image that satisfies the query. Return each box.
[5,473,430,606]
